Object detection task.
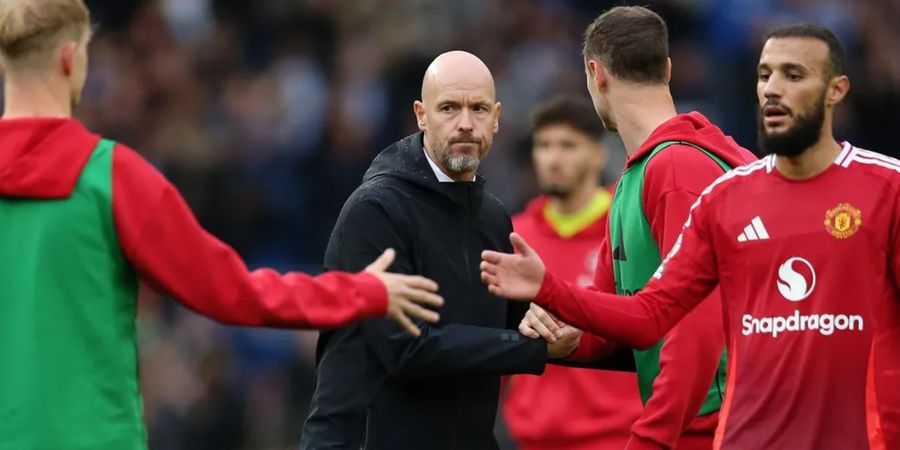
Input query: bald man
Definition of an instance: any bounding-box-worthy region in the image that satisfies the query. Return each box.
[301,52,561,450]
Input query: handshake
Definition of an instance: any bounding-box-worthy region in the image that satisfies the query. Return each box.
[519,303,582,359]
[370,240,582,360]
[368,247,582,359]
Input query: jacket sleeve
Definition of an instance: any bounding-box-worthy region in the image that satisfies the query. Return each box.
[332,199,547,380]
[111,145,388,328]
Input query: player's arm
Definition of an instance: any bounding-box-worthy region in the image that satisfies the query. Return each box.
[627,149,727,448]
[111,145,441,331]
[536,200,717,346]
[336,200,547,380]
[483,186,720,350]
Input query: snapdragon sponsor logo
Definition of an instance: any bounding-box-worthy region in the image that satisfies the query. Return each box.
[741,256,864,338]
[742,310,864,338]
[776,257,815,301]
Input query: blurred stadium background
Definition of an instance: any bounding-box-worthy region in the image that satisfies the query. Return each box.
[53,0,900,449]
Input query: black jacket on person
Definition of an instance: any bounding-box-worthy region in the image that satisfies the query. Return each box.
[300,132,547,450]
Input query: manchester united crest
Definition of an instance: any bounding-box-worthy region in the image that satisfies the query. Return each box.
[824,203,862,239]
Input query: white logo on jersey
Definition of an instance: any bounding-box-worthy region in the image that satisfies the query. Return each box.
[776,257,816,301]
[737,216,769,242]
[742,256,864,338]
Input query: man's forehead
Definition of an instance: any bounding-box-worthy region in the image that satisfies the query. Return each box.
[432,85,494,101]
[760,37,829,70]
[426,74,496,102]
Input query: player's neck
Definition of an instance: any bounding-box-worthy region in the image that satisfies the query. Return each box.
[613,87,677,157]
[2,75,72,119]
[774,132,842,180]
[550,182,600,215]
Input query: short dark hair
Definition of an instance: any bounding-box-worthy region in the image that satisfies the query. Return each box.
[582,6,669,84]
[764,23,846,79]
[532,96,605,141]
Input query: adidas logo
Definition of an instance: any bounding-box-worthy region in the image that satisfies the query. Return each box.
[737,216,770,242]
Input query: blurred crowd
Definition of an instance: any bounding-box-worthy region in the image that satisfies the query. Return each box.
[67,0,900,449]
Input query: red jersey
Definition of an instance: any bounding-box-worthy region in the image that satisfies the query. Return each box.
[503,195,643,450]
[535,143,900,449]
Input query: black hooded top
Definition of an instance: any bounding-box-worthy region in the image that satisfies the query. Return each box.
[301,133,547,450]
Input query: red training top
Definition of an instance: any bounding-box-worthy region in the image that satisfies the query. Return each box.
[0,118,388,328]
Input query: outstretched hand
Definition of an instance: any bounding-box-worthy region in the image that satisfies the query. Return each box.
[480,233,545,301]
[366,248,444,337]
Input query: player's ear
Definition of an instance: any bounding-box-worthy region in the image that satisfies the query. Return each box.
[665,57,672,84]
[826,75,849,107]
[589,60,608,92]
[492,101,501,133]
[59,41,77,77]
[413,100,427,131]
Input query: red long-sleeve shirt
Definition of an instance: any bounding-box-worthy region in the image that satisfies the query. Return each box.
[0,118,388,328]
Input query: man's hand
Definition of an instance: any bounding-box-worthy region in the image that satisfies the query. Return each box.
[365,249,443,337]
[519,303,581,357]
[547,325,582,359]
[480,233,545,301]
[519,303,564,342]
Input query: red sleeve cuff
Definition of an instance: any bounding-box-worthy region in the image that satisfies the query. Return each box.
[567,332,616,361]
[567,333,594,361]
[535,269,560,309]
[353,271,389,318]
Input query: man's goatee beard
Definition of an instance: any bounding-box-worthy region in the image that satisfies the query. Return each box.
[444,154,481,174]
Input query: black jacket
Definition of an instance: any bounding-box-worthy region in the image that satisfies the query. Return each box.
[300,133,547,450]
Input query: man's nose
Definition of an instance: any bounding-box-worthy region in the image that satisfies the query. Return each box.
[457,108,474,131]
